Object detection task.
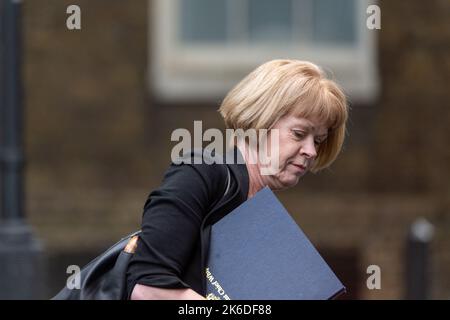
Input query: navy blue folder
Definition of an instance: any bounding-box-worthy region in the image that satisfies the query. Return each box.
[205,187,346,300]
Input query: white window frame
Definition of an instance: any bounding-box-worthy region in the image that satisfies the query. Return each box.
[149,0,379,104]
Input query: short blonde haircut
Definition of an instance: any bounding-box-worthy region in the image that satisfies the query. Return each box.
[219,59,349,173]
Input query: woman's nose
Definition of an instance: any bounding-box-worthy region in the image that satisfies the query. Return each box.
[300,138,317,159]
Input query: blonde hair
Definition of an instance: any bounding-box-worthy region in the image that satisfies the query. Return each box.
[218,59,349,173]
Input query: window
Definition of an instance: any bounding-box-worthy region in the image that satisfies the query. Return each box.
[150,0,379,103]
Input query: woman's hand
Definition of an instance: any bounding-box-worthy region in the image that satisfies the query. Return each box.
[130,284,206,300]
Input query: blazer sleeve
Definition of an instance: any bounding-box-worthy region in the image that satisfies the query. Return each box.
[126,160,227,298]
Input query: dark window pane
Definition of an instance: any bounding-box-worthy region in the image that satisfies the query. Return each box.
[312,0,356,44]
[249,0,293,43]
[180,0,227,43]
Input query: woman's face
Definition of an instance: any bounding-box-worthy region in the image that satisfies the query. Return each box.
[262,114,329,190]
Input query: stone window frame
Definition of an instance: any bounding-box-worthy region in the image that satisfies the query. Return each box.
[148,0,379,104]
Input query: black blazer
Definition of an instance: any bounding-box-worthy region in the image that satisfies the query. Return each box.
[126,147,249,298]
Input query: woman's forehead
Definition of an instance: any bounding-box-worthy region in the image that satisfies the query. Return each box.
[285,115,329,135]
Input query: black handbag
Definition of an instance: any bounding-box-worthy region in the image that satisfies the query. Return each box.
[52,230,141,300]
[52,165,231,300]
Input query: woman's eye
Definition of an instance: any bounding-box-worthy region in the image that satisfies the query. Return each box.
[293,131,305,139]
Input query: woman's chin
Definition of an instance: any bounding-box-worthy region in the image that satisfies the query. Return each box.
[277,175,301,189]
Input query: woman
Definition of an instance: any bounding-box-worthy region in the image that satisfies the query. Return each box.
[127,59,348,300]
